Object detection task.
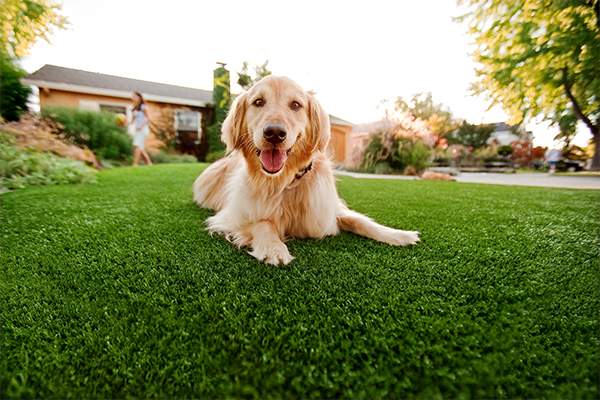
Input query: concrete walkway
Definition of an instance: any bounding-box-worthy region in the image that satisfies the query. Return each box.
[334,170,600,190]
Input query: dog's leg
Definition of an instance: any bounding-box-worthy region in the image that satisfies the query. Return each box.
[337,209,420,246]
[193,157,235,211]
[247,220,294,265]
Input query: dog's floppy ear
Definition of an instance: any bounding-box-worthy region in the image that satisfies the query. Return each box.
[221,91,248,153]
[307,93,331,153]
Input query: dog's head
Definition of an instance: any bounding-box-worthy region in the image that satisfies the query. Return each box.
[221,76,330,176]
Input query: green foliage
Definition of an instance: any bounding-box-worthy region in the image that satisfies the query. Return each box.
[205,150,225,163]
[394,92,451,121]
[455,0,599,168]
[150,150,197,164]
[563,144,590,161]
[0,0,69,57]
[237,60,272,91]
[206,66,231,154]
[554,111,579,146]
[391,92,458,141]
[393,137,432,172]
[449,120,495,149]
[42,106,133,160]
[497,145,514,156]
[0,53,31,121]
[361,133,431,174]
[471,146,499,159]
[1,164,598,398]
[0,130,97,190]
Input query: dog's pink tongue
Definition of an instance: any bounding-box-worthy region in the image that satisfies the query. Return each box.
[259,148,288,173]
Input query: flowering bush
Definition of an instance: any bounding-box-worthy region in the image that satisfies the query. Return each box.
[510,139,546,168]
[348,112,433,174]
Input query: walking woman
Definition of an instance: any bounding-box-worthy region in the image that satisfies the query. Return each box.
[127,92,153,166]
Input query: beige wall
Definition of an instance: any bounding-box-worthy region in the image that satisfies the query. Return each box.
[329,124,352,163]
[38,88,166,116]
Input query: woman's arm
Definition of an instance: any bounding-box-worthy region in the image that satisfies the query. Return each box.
[140,105,151,128]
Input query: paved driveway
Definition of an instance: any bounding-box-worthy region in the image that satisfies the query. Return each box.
[335,170,600,190]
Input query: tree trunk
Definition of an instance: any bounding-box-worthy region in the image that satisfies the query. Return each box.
[592,126,600,171]
[561,67,599,170]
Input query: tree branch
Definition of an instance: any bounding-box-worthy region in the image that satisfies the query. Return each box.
[561,67,599,135]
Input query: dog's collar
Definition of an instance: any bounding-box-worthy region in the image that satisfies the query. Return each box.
[291,162,312,184]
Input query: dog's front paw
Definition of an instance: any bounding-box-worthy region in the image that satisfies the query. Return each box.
[385,229,420,246]
[249,242,295,265]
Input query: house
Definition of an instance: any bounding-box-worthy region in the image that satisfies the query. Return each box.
[485,122,533,147]
[22,65,213,157]
[22,64,355,162]
[329,115,355,164]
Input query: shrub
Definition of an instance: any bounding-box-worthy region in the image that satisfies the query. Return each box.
[393,137,432,173]
[471,146,498,159]
[0,131,97,190]
[206,150,226,163]
[511,140,546,168]
[42,106,132,160]
[497,145,514,156]
[360,135,431,174]
[351,112,433,174]
[150,151,197,164]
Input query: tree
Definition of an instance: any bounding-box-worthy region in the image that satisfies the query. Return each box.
[455,0,600,170]
[1,53,31,121]
[236,60,272,91]
[1,0,69,57]
[0,1,69,121]
[391,92,459,144]
[449,120,495,149]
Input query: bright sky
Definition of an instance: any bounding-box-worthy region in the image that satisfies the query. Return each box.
[20,0,592,147]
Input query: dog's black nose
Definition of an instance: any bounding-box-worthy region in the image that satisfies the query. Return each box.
[263,123,287,145]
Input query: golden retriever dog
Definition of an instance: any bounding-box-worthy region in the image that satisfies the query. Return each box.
[193,76,419,265]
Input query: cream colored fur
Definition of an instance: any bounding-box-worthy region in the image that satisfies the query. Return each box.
[193,76,419,265]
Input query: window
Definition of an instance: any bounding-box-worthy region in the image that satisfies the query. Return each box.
[175,111,201,132]
[100,104,127,114]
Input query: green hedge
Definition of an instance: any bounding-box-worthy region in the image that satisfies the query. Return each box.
[42,106,133,160]
[150,150,198,164]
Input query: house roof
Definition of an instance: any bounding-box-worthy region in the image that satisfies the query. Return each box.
[485,122,513,132]
[330,115,356,127]
[22,65,213,107]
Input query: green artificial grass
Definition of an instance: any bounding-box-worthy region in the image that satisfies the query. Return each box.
[1,164,599,399]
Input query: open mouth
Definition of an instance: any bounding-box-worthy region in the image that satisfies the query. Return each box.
[257,148,292,174]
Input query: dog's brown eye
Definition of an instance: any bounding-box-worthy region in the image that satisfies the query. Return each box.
[253,99,264,107]
[290,101,301,111]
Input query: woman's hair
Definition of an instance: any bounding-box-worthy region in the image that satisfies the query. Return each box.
[133,92,146,111]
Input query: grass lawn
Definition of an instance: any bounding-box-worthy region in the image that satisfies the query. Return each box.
[2,164,599,399]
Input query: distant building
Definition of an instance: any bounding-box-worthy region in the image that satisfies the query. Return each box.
[329,115,355,164]
[22,64,212,157]
[485,122,533,147]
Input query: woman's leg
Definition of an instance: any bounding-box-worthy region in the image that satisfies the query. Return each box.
[141,149,153,166]
[133,146,141,166]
